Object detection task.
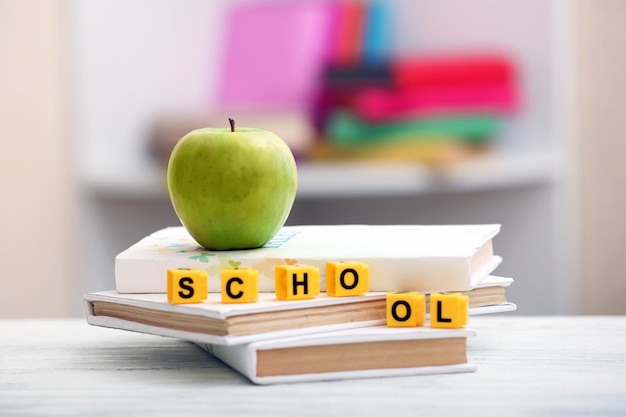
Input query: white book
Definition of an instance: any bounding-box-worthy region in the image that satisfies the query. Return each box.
[201,325,477,385]
[115,224,502,293]
[84,275,515,346]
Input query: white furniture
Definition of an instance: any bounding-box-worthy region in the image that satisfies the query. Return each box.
[1,316,624,416]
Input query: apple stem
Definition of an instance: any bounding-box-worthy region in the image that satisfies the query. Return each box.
[229,118,235,132]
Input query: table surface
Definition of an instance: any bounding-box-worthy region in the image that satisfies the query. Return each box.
[1,316,625,417]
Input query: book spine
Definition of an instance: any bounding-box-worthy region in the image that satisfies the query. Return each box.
[361,1,392,66]
[324,109,501,147]
[353,82,519,122]
[331,0,366,67]
[392,54,516,88]
[323,65,393,88]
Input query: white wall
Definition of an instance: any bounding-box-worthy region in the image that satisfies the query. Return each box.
[70,0,226,178]
[578,0,626,314]
[0,0,75,317]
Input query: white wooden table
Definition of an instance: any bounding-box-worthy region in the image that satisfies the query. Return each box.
[1,316,625,416]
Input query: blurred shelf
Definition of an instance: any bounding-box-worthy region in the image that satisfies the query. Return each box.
[82,147,559,200]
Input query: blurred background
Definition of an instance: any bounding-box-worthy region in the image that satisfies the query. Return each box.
[1,0,624,317]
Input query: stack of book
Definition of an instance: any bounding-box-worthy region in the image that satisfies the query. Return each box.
[145,1,521,169]
[84,224,516,384]
[311,1,521,166]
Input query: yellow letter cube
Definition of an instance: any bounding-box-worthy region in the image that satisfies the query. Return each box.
[221,268,259,304]
[275,264,320,300]
[430,292,469,329]
[386,291,426,327]
[167,268,208,304]
[326,261,369,296]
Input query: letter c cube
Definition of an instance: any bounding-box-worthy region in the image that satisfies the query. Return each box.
[221,268,259,304]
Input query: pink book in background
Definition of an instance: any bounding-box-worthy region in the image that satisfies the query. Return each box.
[353,82,520,122]
[219,1,335,110]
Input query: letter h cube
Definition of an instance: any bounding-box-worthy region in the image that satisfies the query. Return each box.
[275,264,320,300]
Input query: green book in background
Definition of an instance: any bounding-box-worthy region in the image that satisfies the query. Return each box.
[325,110,501,147]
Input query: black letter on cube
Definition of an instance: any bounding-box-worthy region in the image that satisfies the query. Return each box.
[436,300,452,323]
[391,300,412,322]
[226,277,244,299]
[292,272,309,296]
[178,277,194,299]
[339,268,359,290]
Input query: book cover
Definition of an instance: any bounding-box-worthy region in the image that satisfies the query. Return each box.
[115,224,502,294]
[84,276,515,346]
[219,1,333,109]
[202,325,477,384]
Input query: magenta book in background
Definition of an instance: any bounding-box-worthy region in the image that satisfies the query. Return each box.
[353,82,520,122]
[219,1,336,110]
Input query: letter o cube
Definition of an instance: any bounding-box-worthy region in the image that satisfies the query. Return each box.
[221,268,259,304]
[386,291,426,327]
[167,268,208,304]
[326,261,369,297]
[275,264,320,300]
[430,292,469,329]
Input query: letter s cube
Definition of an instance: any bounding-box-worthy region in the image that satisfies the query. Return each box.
[167,268,208,304]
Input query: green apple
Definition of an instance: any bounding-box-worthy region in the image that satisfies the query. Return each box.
[167,119,298,250]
